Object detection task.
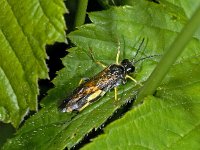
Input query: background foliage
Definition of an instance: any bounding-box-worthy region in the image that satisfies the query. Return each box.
[0,0,200,149]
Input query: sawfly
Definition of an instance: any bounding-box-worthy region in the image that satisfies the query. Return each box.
[59,39,157,112]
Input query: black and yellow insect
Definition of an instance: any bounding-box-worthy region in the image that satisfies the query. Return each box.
[59,39,148,113]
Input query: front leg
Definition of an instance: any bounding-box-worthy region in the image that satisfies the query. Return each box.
[125,75,142,86]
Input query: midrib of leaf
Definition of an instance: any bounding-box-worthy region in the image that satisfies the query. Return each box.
[0,29,31,123]
[1,0,45,110]
[5,0,43,76]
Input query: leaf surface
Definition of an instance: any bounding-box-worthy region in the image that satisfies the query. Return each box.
[3,1,200,149]
[83,56,200,150]
[0,0,66,127]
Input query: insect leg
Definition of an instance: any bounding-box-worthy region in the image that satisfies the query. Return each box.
[114,87,118,100]
[125,75,137,83]
[125,75,142,86]
[116,39,121,65]
[89,47,107,68]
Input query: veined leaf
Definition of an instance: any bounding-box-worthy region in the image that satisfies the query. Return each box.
[3,1,200,149]
[83,56,200,150]
[0,0,66,127]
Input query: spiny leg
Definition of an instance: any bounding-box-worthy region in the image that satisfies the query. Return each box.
[89,47,107,68]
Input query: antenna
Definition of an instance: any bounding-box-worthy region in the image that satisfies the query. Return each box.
[134,54,161,64]
[134,38,145,58]
[131,38,161,64]
[131,38,146,63]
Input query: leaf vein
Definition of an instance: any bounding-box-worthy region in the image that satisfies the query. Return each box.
[38,0,64,36]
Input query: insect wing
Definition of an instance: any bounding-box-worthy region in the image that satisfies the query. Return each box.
[60,66,123,112]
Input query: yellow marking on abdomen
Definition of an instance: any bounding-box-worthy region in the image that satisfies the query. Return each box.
[87,90,102,102]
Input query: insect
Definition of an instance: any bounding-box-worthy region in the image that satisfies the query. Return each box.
[59,39,154,112]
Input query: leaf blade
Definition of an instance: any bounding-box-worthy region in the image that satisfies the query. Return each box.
[3,1,198,149]
[0,0,66,127]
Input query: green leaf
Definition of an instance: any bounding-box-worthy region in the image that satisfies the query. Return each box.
[0,0,66,127]
[83,95,200,149]
[83,55,200,149]
[3,1,200,149]
[136,3,200,102]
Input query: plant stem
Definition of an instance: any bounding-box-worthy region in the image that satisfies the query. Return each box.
[74,0,88,28]
[136,5,200,104]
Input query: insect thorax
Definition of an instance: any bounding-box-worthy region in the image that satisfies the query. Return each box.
[106,64,126,86]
